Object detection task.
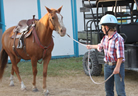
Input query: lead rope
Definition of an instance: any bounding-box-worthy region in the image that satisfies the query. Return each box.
[88,50,114,84]
[66,33,114,84]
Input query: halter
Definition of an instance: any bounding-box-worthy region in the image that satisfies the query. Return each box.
[49,15,55,29]
[49,12,62,31]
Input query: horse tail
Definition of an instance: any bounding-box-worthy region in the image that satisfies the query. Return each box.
[0,48,8,80]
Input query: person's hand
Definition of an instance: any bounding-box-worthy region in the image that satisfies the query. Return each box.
[113,66,120,74]
[86,45,92,49]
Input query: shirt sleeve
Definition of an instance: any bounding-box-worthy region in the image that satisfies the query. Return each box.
[97,37,104,52]
[115,38,125,59]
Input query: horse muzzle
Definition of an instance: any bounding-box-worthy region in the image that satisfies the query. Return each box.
[59,27,66,37]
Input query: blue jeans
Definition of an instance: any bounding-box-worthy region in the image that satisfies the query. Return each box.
[104,63,126,96]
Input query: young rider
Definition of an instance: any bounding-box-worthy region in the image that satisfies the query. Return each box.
[86,14,126,96]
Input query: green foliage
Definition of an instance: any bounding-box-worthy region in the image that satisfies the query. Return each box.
[4,57,84,77]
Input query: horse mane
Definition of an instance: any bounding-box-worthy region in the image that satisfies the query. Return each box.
[35,13,50,32]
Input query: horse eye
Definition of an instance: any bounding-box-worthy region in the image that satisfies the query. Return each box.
[52,17,54,19]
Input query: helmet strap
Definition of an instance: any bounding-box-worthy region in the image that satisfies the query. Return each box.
[104,27,111,35]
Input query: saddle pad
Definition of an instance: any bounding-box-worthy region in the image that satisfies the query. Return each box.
[9,28,33,39]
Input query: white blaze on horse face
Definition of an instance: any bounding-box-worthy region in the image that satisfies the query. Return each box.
[56,13,66,36]
[56,13,64,27]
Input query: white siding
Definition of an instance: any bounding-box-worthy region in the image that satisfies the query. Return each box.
[76,0,88,55]
[3,0,74,57]
[40,0,74,56]
[3,0,38,29]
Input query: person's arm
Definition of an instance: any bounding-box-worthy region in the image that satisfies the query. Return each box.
[86,36,105,50]
[113,37,125,74]
[86,45,98,49]
[113,58,123,74]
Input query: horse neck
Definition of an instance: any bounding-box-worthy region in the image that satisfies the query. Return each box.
[35,14,53,45]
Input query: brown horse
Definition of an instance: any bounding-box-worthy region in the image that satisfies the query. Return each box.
[0,6,66,95]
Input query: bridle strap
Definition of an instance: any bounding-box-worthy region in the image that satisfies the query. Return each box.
[49,14,55,30]
[48,12,62,30]
[49,18,55,28]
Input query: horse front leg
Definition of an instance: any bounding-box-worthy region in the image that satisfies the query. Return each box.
[31,58,38,92]
[43,54,51,96]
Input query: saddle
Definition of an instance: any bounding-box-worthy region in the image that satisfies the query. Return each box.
[10,15,39,39]
[11,15,39,58]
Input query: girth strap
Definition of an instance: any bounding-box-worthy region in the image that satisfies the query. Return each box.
[12,32,23,58]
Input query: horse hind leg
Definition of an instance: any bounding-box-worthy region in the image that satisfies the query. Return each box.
[9,55,26,90]
[9,66,15,86]
[9,65,20,86]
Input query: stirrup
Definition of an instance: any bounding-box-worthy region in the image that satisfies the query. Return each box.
[17,40,23,48]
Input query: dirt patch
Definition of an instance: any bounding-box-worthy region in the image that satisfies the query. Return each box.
[0,70,138,96]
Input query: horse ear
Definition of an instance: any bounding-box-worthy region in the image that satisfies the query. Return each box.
[57,6,63,13]
[45,6,52,13]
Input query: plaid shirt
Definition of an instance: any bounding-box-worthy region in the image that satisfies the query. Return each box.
[97,31,125,62]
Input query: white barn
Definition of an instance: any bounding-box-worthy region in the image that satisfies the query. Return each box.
[0,0,89,60]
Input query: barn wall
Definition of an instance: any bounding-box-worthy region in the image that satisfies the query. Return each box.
[2,0,92,61]
[3,0,38,29]
[76,0,88,55]
[40,0,74,57]
[3,0,79,59]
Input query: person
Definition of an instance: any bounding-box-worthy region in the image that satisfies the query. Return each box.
[86,14,126,96]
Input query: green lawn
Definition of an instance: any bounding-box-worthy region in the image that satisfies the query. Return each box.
[4,57,84,77]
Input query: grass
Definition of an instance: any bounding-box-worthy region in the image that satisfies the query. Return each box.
[4,57,84,77]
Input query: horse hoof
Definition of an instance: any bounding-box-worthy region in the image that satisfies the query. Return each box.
[9,81,14,86]
[9,83,14,86]
[9,84,14,86]
[21,87,27,91]
[43,90,49,96]
[32,88,39,92]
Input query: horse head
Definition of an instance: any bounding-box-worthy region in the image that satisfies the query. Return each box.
[45,6,66,37]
